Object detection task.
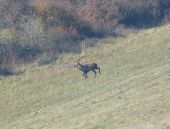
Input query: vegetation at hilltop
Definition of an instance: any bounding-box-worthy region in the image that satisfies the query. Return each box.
[0,0,170,73]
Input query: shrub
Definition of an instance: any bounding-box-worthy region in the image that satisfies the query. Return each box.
[0,29,18,43]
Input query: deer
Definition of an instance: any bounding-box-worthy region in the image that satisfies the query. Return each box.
[74,62,101,79]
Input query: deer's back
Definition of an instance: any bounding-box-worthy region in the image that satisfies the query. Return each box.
[84,63,97,69]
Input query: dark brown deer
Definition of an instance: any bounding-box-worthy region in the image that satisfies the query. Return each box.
[74,62,101,79]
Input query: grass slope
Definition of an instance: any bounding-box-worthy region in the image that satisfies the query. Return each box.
[0,24,170,129]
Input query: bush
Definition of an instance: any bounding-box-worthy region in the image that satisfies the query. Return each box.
[15,45,43,62]
[0,29,18,43]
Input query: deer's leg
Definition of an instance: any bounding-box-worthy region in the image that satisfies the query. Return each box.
[85,71,88,79]
[92,69,97,77]
[96,67,101,75]
[83,71,87,79]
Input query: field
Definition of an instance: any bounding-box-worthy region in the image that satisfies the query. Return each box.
[0,24,170,129]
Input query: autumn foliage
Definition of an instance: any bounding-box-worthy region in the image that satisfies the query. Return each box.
[0,0,170,73]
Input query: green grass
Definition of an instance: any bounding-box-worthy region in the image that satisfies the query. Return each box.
[0,24,170,129]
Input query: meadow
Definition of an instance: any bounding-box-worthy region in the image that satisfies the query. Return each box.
[0,23,170,129]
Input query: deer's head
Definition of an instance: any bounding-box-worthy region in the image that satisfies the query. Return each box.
[74,62,79,68]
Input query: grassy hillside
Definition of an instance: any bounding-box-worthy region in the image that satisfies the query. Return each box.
[0,24,170,129]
